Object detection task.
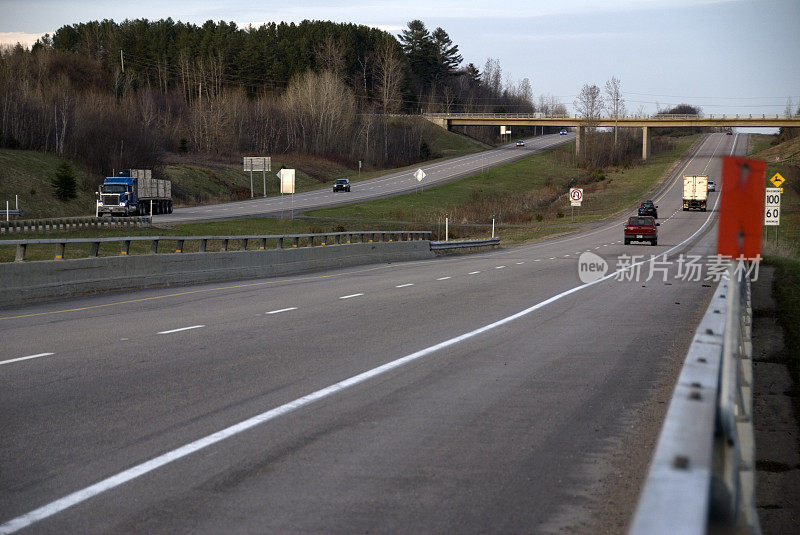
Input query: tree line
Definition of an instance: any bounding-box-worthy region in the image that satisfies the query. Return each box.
[0,18,565,183]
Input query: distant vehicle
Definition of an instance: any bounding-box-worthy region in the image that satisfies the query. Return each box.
[516,140,525,147]
[707,180,716,192]
[726,129,733,135]
[97,169,172,216]
[333,178,351,192]
[683,175,708,211]
[559,129,568,135]
[637,200,658,219]
[624,216,659,246]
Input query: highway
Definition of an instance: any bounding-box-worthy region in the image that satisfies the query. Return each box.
[157,133,574,223]
[0,133,742,533]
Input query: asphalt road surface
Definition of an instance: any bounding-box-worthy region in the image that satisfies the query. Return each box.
[156,133,575,224]
[0,133,743,533]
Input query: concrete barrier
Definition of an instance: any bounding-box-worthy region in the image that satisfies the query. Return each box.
[0,241,435,306]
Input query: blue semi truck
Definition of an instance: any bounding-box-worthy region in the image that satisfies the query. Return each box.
[97,169,172,216]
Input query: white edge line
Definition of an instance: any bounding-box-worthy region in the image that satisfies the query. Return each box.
[0,353,55,367]
[266,307,297,315]
[157,325,205,334]
[339,293,363,299]
[0,150,727,535]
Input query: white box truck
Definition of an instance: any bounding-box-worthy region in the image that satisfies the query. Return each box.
[682,175,708,211]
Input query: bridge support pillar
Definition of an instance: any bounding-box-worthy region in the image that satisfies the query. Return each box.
[642,126,651,160]
[424,116,451,131]
[575,126,583,157]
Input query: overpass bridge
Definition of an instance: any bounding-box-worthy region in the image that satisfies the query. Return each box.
[423,112,800,159]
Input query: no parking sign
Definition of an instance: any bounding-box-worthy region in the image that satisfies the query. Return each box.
[570,188,583,206]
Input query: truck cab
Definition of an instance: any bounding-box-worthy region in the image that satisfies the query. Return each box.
[98,176,138,216]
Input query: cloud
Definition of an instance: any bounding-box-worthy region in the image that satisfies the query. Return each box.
[0,32,46,47]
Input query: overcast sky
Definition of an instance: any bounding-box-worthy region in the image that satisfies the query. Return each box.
[1,0,798,118]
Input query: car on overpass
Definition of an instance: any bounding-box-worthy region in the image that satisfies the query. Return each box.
[333,178,351,192]
[624,216,659,246]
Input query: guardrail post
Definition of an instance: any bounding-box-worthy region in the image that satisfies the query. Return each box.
[175,239,184,253]
[240,238,248,251]
[15,243,26,262]
[150,239,159,254]
[55,242,66,260]
[89,242,100,257]
[308,236,314,247]
[277,237,283,249]
[199,239,207,252]
[259,238,267,250]
[293,237,299,248]
[221,239,229,252]
[121,240,131,255]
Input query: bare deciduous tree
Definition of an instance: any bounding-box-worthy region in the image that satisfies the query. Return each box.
[604,76,625,146]
[574,83,604,128]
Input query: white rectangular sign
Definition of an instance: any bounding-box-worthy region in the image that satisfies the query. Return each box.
[243,156,271,172]
[279,169,295,194]
[764,187,781,226]
[569,187,583,206]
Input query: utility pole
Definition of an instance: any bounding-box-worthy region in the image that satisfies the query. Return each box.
[120,49,124,73]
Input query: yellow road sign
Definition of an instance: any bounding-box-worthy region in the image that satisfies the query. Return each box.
[770,172,785,188]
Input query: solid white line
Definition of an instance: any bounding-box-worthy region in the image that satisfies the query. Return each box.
[436,276,451,280]
[157,325,204,334]
[0,353,55,367]
[395,283,414,288]
[339,293,363,299]
[266,307,297,315]
[468,271,481,275]
[0,140,726,535]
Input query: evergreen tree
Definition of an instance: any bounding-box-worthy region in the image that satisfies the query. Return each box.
[51,161,78,200]
[431,27,462,74]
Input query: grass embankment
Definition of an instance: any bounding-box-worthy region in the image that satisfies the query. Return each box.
[1,134,699,260]
[307,135,699,244]
[748,134,800,398]
[0,118,485,219]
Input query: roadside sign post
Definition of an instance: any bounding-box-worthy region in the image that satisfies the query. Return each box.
[243,157,271,199]
[414,168,426,193]
[765,187,781,245]
[445,213,449,242]
[278,169,296,219]
[569,188,583,223]
[492,216,495,238]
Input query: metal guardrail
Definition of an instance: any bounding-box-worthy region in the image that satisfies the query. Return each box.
[424,112,799,120]
[630,262,759,535]
[0,216,151,234]
[0,231,432,262]
[1,209,25,219]
[430,237,500,250]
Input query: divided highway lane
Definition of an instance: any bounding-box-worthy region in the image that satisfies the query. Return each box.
[157,133,574,223]
[0,134,740,533]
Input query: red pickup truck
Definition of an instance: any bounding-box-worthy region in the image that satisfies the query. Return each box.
[624,216,659,245]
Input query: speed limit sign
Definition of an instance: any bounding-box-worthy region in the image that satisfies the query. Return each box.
[569,188,583,206]
[764,187,781,226]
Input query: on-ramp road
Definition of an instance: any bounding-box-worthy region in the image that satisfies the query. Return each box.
[0,133,741,533]
[158,133,574,224]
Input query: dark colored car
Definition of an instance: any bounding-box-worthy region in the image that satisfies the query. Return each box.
[726,129,733,135]
[624,216,659,245]
[637,200,658,219]
[333,178,351,192]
